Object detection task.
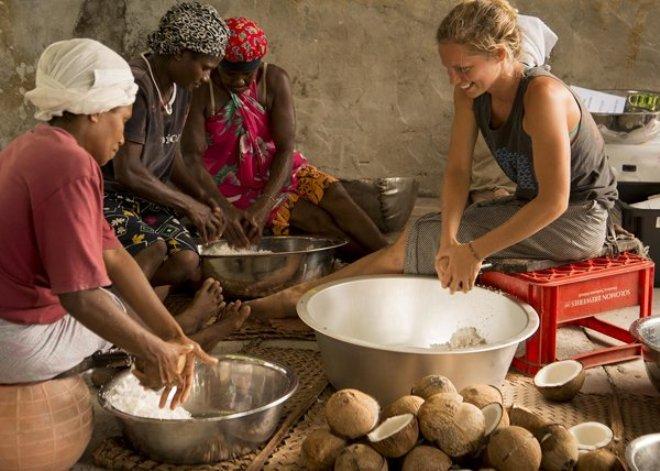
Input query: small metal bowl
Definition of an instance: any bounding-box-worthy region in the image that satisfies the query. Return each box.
[629,316,660,392]
[626,433,660,471]
[199,236,346,299]
[591,89,660,144]
[99,355,298,464]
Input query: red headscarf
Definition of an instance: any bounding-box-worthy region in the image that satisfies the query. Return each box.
[224,17,268,63]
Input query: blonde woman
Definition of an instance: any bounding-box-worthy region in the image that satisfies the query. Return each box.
[248,0,617,320]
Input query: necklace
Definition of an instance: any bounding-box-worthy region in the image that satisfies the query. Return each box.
[141,53,174,115]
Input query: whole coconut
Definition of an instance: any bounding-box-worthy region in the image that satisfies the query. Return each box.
[460,384,503,408]
[334,444,388,471]
[301,428,347,470]
[535,424,579,471]
[411,374,457,399]
[419,398,485,458]
[325,389,380,439]
[381,395,425,419]
[486,426,542,471]
[402,445,452,471]
[508,405,550,435]
[575,449,625,471]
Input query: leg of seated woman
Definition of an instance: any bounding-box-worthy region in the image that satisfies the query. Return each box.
[289,197,367,259]
[319,182,388,253]
[248,224,410,321]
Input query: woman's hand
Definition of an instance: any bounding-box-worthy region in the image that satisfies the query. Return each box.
[241,205,270,245]
[133,336,218,409]
[185,199,224,243]
[220,204,251,248]
[435,242,483,294]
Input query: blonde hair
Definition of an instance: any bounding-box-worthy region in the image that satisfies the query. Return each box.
[436,0,521,60]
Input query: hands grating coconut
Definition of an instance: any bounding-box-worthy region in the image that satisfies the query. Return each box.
[104,373,192,420]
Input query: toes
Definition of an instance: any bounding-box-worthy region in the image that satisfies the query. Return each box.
[198,277,216,294]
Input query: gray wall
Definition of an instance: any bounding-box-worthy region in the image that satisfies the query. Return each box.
[1,0,658,195]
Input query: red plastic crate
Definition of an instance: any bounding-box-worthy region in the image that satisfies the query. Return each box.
[478,253,655,374]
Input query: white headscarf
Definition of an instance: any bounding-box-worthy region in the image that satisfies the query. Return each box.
[518,14,559,68]
[24,38,138,121]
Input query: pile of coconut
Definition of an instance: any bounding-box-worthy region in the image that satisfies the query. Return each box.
[301,374,625,470]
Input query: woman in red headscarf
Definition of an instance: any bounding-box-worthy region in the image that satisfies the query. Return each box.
[182,17,387,258]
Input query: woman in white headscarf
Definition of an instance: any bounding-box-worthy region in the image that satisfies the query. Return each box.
[0,38,216,406]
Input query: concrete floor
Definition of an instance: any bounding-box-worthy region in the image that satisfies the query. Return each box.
[73,197,659,469]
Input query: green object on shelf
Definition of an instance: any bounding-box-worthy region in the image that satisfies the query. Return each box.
[626,91,659,112]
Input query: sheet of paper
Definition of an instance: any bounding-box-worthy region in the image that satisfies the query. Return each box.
[570,86,627,113]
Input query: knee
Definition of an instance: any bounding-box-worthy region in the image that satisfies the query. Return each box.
[324,182,352,207]
[138,239,168,261]
[168,250,200,280]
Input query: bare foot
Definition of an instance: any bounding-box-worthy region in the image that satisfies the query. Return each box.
[175,278,224,335]
[191,301,252,352]
[247,286,302,323]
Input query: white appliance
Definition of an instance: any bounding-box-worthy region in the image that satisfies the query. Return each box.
[605,135,660,183]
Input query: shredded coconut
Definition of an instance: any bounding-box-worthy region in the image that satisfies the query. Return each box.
[105,373,192,420]
[203,244,274,256]
[430,327,487,350]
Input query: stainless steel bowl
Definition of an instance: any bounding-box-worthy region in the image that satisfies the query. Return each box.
[591,89,660,144]
[340,177,419,233]
[297,275,539,404]
[630,316,660,392]
[626,433,660,471]
[99,355,298,464]
[199,236,346,298]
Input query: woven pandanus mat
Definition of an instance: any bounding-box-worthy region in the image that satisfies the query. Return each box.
[164,294,315,341]
[92,344,327,470]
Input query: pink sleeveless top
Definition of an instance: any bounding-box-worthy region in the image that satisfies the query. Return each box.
[202,66,307,214]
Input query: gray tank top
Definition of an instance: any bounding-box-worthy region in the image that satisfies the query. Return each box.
[473,66,617,207]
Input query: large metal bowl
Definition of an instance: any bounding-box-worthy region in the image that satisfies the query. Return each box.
[591,89,660,144]
[199,236,346,299]
[340,176,419,233]
[626,433,660,471]
[629,316,660,392]
[297,275,539,403]
[99,355,298,464]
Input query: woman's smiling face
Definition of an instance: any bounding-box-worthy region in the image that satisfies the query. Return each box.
[438,42,504,97]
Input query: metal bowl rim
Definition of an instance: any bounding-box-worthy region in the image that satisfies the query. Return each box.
[625,432,660,471]
[296,274,540,355]
[98,354,299,423]
[629,316,660,353]
[198,236,348,258]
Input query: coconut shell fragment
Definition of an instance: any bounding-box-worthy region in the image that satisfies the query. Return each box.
[325,389,380,439]
[367,413,419,458]
[301,428,347,470]
[486,426,542,471]
[508,405,550,435]
[535,424,579,471]
[534,360,586,402]
[402,445,452,471]
[411,374,457,399]
[334,444,388,471]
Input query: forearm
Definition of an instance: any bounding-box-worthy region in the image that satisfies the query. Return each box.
[59,288,165,362]
[439,167,471,247]
[171,151,207,203]
[253,149,293,211]
[471,197,566,259]
[104,247,183,340]
[118,167,198,213]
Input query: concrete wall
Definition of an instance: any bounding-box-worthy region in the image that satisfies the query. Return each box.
[1,0,658,195]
